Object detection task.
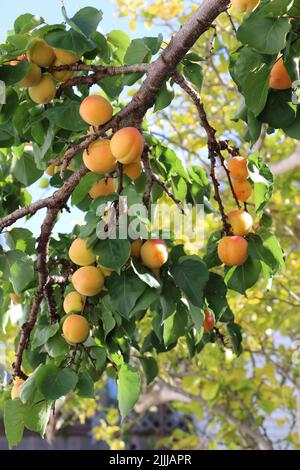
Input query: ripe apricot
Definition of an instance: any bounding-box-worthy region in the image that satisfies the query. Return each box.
[51,59,74,82]
[83,140,117,174]
[99,265,113,277]
[45,164,56,176]
[72,266,104,296]
[227,157,249,182]
[231,0,260,13]
[269,58,292,90]
[69,238,96,266]
[232,180,252,202]
[9,293,21,305]
[227,209,253,236]
[110,128,144,164]
[140,239,168,269]
[204,309,215,333]
[131,239,142,258]
[11,378,24,400]
[123,161,142,180]
[19,62,42,87]
[28,38,55,68]
[63,291,85,314]
[89,177,115,199]
[79,95,113,126]
[53,48,80,65]
[62,314,90,344]
[217,236,248,266]
[29,75,56,104]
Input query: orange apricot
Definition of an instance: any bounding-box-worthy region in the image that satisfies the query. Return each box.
[62,314,90,344]
[9,293,21,305]
[131,239,143,258]
[51,58,74,82]
[28,38,55,68]
[53,48,79,65]
[123,161,142,180]
[79,95,113,126]
[89,177,115,199]
[110,127,144,164]
[69,238,96,266]
[72,266,104,296]
[232,180,252,202]
[11,378,25,400]
[63,291,85,314]
[83,140,117,174]
[217,236,248,266]
[28,74,56,104]
[19,62,42,87]
[227,157,249,182]
[231,0,260,13]
[140,239,168,269]
[269,58,292,90]
[227,209,253,236]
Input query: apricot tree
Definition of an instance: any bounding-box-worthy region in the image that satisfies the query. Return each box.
[0,0,295,448]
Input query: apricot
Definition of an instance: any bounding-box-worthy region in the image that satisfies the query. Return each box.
[29,75,56,104]
[9,293,21,305]
[72,266,104,296]
[62,314,90,344]
[28,38,55,68]
[19,62,42,87]
[63,291,85,314]
[79,95,113,126]
[131,239,142,258]
[232,180,252,202]
[269,58,292,90]
[123,161,142,180]
[140,240,168,269]
[217,236,248,266]
[69,238,96,266]
[45,164,56,176]
[110,127,144,164]
[89,177,115,199]
[99,265,113,277]
[227,157,249,182]
[83,140,117,174]
[51,59,74,82]
[231,0,260,13]
[227,209,253,236]
[203,309,215,333]
[11,378,24,400]
[53,48,80,65]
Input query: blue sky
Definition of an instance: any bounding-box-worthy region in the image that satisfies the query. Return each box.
[1,1,161,237]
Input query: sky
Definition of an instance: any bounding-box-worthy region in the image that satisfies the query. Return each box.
[1,0,161,237]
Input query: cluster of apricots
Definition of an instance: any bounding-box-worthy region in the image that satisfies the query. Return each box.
[11,38,80,104]
[59,237,168,345]
[218,157,253,267]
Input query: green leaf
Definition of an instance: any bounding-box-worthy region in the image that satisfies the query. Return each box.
[284,108,300,139]
[45,335,69,358]
[24,400,52,437]
[171,256,209,307]
[5,228,35,254]
[19,366,42,404]
[71,173,99,205]
[90,346,107,370]
[183,62,203,89]
[0,88,19,124]
[76,372,95,398]
[118,364,141,419]
[31,324,60,349]
[0,61,30,85]
[9,252,34,294]
[130,286,159,317]
[154,81,175,112]
[139,356,159,385]
[203,231,222,269]
[44,30,95,56]
[202,382,220,401]
[227,322,243,356]
[125,39,152,65]
[163,303,188,347]
[107,30,131,62]
[90,32,110,62]
[44,99,87,132]
[225,257,262,294]
[237,16,291,55]
[11,152,43,186]
[106,271,146,319]
[93,239,131,271]
[131,258,161,288]
[70,7,103,37]
[14,14,44,34]
[160,276,180,321]
[259,230,285,269]
[259,90,296,129]
[36,365,78,400]
[4,400,25,449]
[204,273,233,322]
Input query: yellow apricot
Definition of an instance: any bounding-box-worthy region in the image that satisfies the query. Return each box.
[9,293,21,305]
[123,161,142,180]
[62,314,90,344]
[227,157,249,182]
[269,58,292,90]
[110,127,144,164]
[80,95,113,126]
[83,140,117,174]
[28,38,55,68]
[19,62,42,87]
[53,48,80,65]
[72,266,104,296]
[99,264,113,277]
[11,379,25,400]
[69,238,96,266]
[232,180,252,202]
[227,209,253,236]
[29,74,56,104]
[131,239,142,258]
[89,177,115,199]
[231,0,260,13]
[45,164,56,176]
[218,236,248,266]
[51,58,74,82]
[140,240,168,269]
[63,291,85,314]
